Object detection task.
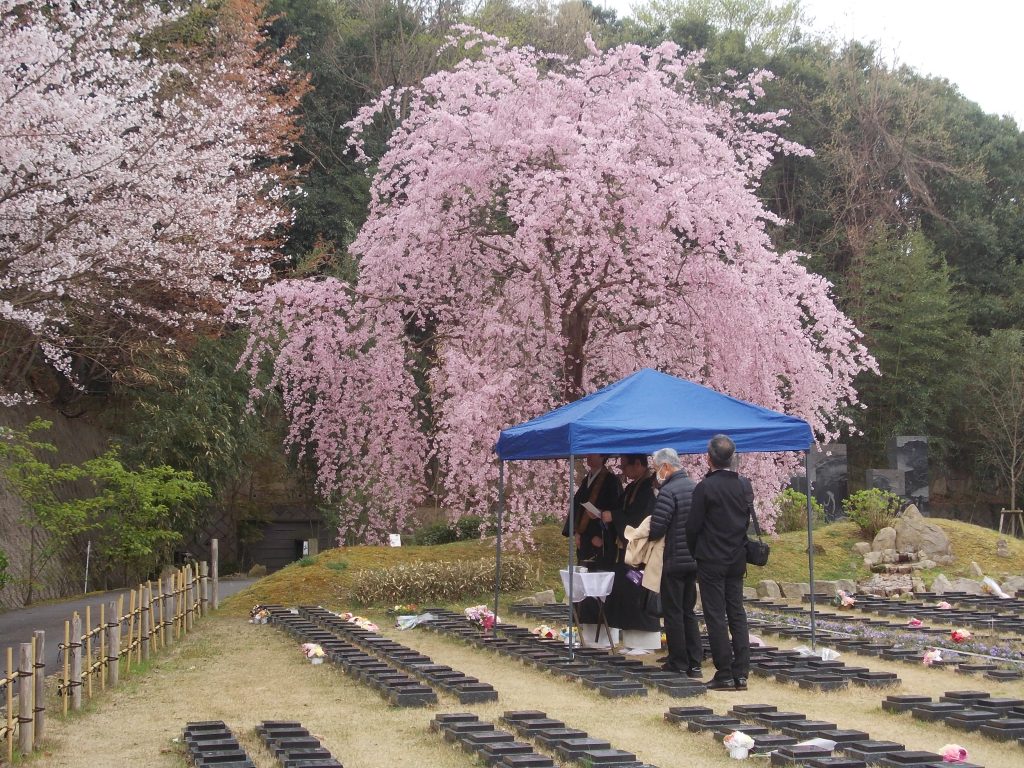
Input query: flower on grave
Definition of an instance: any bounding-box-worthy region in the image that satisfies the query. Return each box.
[560,625,580,646]
[723,730,755,760]
[340,611,355,620]
[532,624,558,639]
[301,642,325,659]
[936,601,952,609]
[923,649,943,666]
[248,605,270,624]
[464,604,498,629]
[907,618,923,628]
[834,590,856,608]
[950,628,972,643]
[940,744,968,763]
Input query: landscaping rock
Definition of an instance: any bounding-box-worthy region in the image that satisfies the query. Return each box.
[533,589,556,605]
[996,538,1011,558]
[853,542,871,556]
[836,579,857,595]
[863,551,883,568]
[969,561,984,578]
[1001,575,1024,594]
[817,580,839,597]
[931,573,953,593]
[515,596,540,606]
[948,578,983,595]
[780,582,810,599]
[894,506,951,560]
[872,527,897,552]
[743,587,758,599]
[757,580,782,598]
[912,577,926,593]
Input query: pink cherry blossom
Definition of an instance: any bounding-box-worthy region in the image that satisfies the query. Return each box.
[1,1,300,399]
[239,29,875,540]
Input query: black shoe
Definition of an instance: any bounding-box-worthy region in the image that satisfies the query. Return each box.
[685,667,703,679]
[660,662,685,674]
[734,677,748,691]
[704,677,737,691]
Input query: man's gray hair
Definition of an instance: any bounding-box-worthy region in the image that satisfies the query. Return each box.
[708,434,736,468]
[652,447,683,469]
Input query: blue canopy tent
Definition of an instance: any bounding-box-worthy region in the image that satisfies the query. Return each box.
[492,368,819,655]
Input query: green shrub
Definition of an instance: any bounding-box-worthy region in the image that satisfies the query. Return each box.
[325,560,348,572]
[843,489,902,540]
[411,515,491,545]
[773,489,825,533]
[0,548,8,590]
[350,555,531,605]
[297,555,317,567]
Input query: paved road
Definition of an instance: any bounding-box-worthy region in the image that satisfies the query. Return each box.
[0,577,255,684]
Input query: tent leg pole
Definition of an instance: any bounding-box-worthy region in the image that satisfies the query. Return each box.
[806,451,816,650]
[568,454,575,661]
[494,461,504,633]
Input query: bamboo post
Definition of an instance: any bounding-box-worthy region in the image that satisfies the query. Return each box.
[211,539,219,610]
[141,584,151,661]
[200,561,209,617]
[6,647,14,763]
[136,586,143,664]
[193,562,201,622]
[85,605,93,699]
[106,600,120,688]
[172,571,180,640]
[33,631,44,743]
[184,568,193,633]
[162,576,173,646]
[125,590,135,673]
[18,642,33,755]
[70,613,82,711]
[154,580,163,649]
[98,602,106,693]
[62,620,70,716]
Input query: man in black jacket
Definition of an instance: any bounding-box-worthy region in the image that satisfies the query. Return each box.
[686,434,751,691]
[648,447,702,677]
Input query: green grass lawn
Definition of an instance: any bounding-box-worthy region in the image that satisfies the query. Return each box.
[224,518,1024,615]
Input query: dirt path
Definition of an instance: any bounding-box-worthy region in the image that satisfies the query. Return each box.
[26,612,1024,768]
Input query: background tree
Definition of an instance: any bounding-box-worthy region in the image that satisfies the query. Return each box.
[0,419,93,604]
[843,229,969,467]
[965,330,1024,513]
[80,452,210,586]
[0,0,304,406]
[240,29,876,540]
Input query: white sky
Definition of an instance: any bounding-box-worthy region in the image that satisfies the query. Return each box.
[600,0,1024,125]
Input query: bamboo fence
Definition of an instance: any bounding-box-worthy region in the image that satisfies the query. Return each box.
[0,556,214,763]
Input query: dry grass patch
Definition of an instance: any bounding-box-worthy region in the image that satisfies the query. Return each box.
[27,610,1024,768]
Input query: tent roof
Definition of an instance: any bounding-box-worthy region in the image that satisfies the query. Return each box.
[495,368,813,460]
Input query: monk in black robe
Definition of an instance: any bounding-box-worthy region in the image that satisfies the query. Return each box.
[562,454,622,569]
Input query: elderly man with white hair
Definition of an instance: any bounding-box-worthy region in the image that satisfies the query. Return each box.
[648,447,702,677]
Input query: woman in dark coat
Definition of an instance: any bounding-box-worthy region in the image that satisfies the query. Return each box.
[604,454,661,644]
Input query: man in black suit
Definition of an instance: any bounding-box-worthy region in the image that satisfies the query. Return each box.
[687,434,751,691]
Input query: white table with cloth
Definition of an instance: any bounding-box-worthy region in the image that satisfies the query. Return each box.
[559,568,618,648]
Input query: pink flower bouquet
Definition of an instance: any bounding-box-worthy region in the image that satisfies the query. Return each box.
[950,628,972,643]
[465,604,498,630]
[907,618,923,628]
[922,649,943,666]
[936,601,952,610]
[940,744,968,763]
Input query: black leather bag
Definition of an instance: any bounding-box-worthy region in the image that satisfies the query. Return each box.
[742,478,770,566]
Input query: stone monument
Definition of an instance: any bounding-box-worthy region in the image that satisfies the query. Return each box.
[888,436,929,504]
